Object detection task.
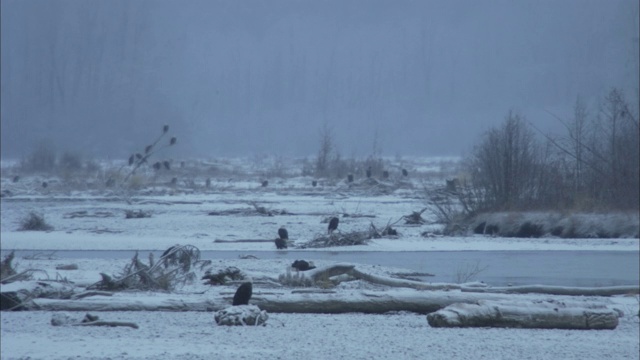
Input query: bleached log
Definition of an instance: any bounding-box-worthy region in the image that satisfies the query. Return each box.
[31,289,617,317]
[33,297,230,312]
[251,290,515,314]
[32,289,511,313]
[51,313,139,329]
[302,264,463,291]
[75,320,139,329]
[460,284,639,296]
[348,268,463,291]
[426,300,619,330]
[1,280,75,300]
[306,264,356,282]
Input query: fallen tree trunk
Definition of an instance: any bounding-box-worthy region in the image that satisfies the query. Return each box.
[29,289,618,317]
[31,289,511,313]
[33,297,229,312]
[348,268,464,291]
[426,299,620,330]
[304,264,470,291]
[460,284,639,296]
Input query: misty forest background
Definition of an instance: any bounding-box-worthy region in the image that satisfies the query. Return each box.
[1,0,639,214]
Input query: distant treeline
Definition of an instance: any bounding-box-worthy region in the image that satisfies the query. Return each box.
[458,88,639,212]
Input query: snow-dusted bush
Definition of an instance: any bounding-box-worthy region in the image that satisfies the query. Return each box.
[214,305,268,326]
[469,211,639,238]
[18,212,54,231]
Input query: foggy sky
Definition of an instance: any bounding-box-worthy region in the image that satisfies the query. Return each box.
[1,0,638,159]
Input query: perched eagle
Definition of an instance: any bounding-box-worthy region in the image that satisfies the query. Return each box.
[275,238,287,249]
[328,217,339,234]
[232,281,253,306]
[278,226,288,240]
[275,226,288,249]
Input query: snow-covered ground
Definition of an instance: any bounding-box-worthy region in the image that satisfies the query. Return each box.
[1,157,639,359]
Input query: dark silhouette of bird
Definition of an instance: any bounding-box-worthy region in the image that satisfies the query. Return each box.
[278,226,288,241]
[366,166,372,178]
[291,260,316,271]
[276,226,288,249]
[232,281,253,305]
[41,181,48,188]
[328,216,339,234]
[275,238,287,249]
[402,168,408,177]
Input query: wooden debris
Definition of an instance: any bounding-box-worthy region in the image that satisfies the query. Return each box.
[426,299,620,330]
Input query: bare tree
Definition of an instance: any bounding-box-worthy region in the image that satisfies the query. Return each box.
[465,111,542,210]
[314,122,334,178]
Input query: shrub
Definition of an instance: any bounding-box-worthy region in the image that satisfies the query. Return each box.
[19,212,54,231]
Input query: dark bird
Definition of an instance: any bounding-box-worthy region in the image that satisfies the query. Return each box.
[275,238,287,249]
[328,216,339,234]
[366,166,372,178]
[128,155,135,166]
[278,226,288,240]
[402,168,408,177]
[41,181,48,188]
[261,180,269,187]
[153,162,162,170]
[232,281,253,305]
[276,226,288,249]
[163,161,171,170]
[291,260,316,271]
[170,137,177,146]
[163,125,169,133]
[12,175,20,183]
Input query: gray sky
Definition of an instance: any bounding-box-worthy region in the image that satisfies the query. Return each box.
[1,0,638,159]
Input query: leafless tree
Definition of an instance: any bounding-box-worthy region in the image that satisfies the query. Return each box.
[465,111,542,210]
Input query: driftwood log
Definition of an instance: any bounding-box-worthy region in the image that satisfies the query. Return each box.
[298,264,464,291]
[426,299,620,330]
[51,313,139,329]
[29,289,618,317]
[300,264,639,296]
[460,284,639,296]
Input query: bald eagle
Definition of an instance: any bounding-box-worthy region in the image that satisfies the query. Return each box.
[328,217,339,234]
[232,281,253,305]
[275,238,287,249]
[278,226,288,241]
[275,226,288,249]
